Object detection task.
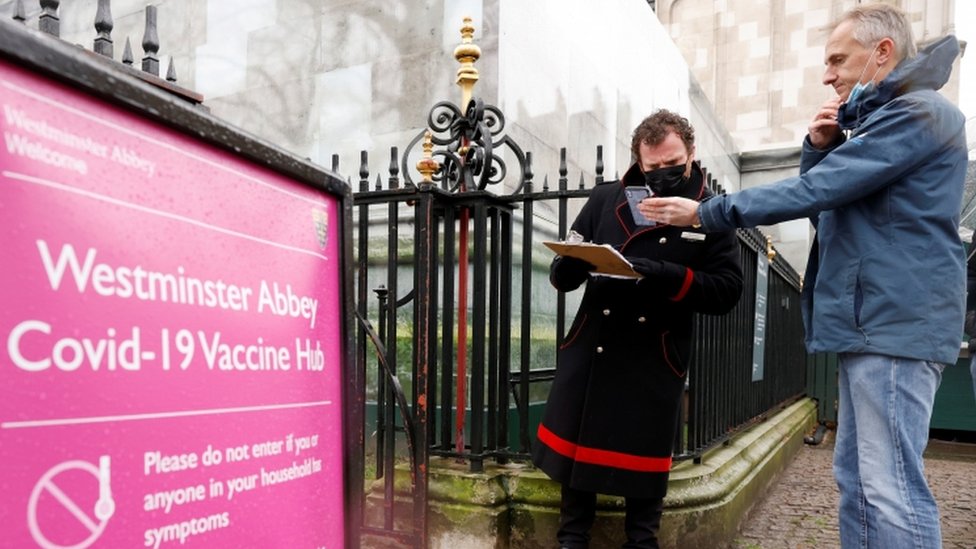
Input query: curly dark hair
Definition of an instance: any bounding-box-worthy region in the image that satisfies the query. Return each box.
[630,110,695,160]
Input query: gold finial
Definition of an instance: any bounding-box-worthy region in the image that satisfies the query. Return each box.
[416,130,440,184]
[454,16,481,111]
[765,235,776,262]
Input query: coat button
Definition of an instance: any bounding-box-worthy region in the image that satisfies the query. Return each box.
[596,346,604,353]
[638,316,646,323]
[603,309,611,316]
[659,237,667,244]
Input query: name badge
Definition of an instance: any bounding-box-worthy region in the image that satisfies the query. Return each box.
[681,231,705,242]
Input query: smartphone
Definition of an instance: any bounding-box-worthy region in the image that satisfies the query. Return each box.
[624,186,655,226]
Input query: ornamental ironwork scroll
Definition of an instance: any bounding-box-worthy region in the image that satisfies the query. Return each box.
[401,17,527,194]
[402,98,527,193]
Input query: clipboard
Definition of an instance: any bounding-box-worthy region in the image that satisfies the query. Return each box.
[543,241,641,279]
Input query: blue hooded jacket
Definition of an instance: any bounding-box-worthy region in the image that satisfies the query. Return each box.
[699,35,968,364]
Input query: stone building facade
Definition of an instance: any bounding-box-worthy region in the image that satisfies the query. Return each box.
[655,0,960,151]
[654,0,962,272]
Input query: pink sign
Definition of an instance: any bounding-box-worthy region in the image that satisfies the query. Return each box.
[1,59,346,548]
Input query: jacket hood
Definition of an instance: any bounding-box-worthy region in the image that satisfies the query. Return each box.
[838,34,960,130]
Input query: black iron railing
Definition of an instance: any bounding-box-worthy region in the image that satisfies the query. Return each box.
[10,0,201,104]
[347,95,809,545]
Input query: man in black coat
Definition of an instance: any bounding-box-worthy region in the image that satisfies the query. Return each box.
[533,110,743,548]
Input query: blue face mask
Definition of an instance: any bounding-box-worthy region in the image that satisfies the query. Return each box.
[846,80,871,106]
[846,46,883,107]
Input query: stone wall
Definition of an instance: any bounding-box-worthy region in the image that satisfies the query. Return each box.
[656,0,960,151]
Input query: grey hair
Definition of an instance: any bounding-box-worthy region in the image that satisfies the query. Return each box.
[835,3,917,60]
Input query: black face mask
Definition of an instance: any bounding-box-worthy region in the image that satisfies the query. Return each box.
[642,164,688,195]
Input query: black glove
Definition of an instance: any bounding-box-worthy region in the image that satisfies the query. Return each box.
[628,257,665,278]
[968,337,976,354]
[550,256,594,290]
[628,257,687,279]
[627,257,690,297]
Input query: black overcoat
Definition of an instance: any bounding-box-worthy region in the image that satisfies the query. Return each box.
[532,162,743,498]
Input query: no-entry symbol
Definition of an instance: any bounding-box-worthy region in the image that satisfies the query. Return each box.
[27,457,115,549]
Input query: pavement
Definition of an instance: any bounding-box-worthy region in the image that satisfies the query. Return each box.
[729,430,976,549]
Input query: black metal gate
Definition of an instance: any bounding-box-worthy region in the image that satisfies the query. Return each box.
[345,89,810,546]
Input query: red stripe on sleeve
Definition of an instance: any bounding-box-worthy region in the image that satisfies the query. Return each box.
[670,267,694,301]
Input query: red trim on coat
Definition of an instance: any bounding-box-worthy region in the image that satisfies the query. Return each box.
[537,423,673,472]
[615,165,707,239]
[615,192,669,246]
[614,202,634,238]
[559,314,588,350]
[670,267,694,301]
[613,171,709,259]
[661,331,686,378]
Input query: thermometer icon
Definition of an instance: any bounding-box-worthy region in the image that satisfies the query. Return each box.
[94,455,115,521]
[28,455,115,549]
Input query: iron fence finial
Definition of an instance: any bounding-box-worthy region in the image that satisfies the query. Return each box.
[94,0,114,58]
[13,0,26,23]
[397,15,524,192]
[454,17,480,111]
[39,0,59,36]
[122,37,133,65]
[166,58,177,82]
[388,147,400,189]
[416,131,440,184]
[141,5,160,76]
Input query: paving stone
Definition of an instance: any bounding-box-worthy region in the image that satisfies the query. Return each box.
[728,433,976,548]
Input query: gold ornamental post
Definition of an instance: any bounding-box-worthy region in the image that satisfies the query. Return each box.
[415,131,439,184]
[454,16,481,112]
[452,17,481,459]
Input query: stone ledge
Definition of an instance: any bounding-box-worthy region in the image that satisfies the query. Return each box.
[657,398,818,546]
[365,398,818,548]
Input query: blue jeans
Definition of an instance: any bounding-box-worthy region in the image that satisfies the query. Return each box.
[834,353,944,548]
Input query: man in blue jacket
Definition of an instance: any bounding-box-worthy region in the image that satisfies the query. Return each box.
[639,4,967,548]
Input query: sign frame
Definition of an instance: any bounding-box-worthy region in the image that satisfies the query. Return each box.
[0,19,360,549]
